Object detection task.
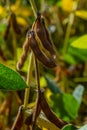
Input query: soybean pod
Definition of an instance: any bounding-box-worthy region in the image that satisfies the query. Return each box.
[33,13,56,58]
[28,31,56,68]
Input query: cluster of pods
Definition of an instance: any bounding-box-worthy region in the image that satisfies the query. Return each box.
[17,12,57,69]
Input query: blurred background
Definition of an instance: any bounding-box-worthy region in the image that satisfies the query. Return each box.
[0,0,87,129]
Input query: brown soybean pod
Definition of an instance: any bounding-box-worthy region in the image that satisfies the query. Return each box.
[28,31,56,68]
[17,38,29,70]
[40,91,67,129]
[41,17,56,59]
[11,13,21,35]
[33,13,56,57]
[41,17,53,46]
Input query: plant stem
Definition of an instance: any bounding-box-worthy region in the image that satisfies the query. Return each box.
[7,0,11,12]
[32,58,41,130]
[74,77,87,82]
[23,52,34,108]
[23,53,34,130]
[23,0,38,129]
[30,0,37,18]
[35,58,41,94]
[40,0,45,12]
[23,0,37,108]
[62,1,78,57]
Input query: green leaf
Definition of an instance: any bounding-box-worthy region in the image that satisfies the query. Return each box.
[68,46,87,62]
[62,124,78,130]
[40,76,47,88]
[57,1,62,7]
[45,76,62,94]
[76,10,87,20]
[79,124,87,130]
[0,63,27,90]
[64,53,77,64]
[71,35,87,49]
[64,36,87,63]
[0,22,6,33]
[50,93,80,121]
[73,84,84,104]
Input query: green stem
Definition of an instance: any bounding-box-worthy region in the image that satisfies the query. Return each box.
[40,0,45,12]
[32,58,40,129]
[7,0,11,12]
[35,58,41,94]
[30,0,37,18]
[74,77,87,82]
[62,1,78,57]
[23,52,34,108]
[23,53,34,130]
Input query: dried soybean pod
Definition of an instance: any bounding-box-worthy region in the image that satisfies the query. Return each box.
[17,37,29,70]
[11,106,23,130]
[41,17,54,46]
[41,17,56,59]
[40,91,67,129]
[33,13,56,57]
[4,17,11,41]
[11,13,21,35]
[28,31,56,68]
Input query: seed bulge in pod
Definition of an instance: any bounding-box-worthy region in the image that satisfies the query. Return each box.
[28,31,56,68]
[41,17,56,59]
[33,13,56,58]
